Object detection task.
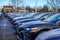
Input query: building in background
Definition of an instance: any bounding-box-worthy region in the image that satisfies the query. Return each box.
[2,6,29,13]
[2,6,14,13]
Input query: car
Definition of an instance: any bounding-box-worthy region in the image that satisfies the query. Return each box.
[17,13,60,40]
[7,12,29,16]
[12,13,37,22]
[6,12,30,23]
[6,13,38,27]
[13,13,48,25]
[12,13,48,29]
[13,12,51,22]
[6,12,29,20]
[17,21,55,40]
[35,28,60,40]
[14,12,55,25]
[14,12,55,28]
[13,12,55,29]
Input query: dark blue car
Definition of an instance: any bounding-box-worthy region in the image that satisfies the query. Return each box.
[17,13,60,40]
[35,28,60,40]
[14,13,48,24]
[6,13,36,24]
[12,13,37,21]
[14,12,55,26]
[13,13,49,29]
[14,13,55,29]
[6,12,29,20]
[16,13,55,28]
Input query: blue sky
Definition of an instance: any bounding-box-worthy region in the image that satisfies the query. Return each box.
[25,0,47,7]
[0,0,9,5]
[0,0,47,8]
[0,0,9,8]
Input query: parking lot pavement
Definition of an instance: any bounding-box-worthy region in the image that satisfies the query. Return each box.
[0,15,18,40]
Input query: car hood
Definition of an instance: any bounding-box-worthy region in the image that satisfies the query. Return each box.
[14,19,37,23]
[13,17,26,20]
[13,17,30,21]
[19,21,54,28]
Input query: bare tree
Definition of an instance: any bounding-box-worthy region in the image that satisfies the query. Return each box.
[47,0,60,12]
[11,0,23,8]
[39,5,48,12]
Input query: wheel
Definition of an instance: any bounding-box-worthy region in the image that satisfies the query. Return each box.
[35,28,60,40]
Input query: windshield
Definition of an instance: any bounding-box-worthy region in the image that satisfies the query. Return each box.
[33,13,47,19]
[34,13,55,20]
[43,14,60,23]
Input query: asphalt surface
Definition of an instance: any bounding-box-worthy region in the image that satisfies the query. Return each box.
[0,15,18,40]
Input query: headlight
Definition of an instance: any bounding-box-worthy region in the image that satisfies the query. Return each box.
[25,27,39,32]
[25,28,31,30]
[31,27,39,31]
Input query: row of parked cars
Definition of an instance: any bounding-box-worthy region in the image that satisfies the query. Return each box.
[5,12,60,40]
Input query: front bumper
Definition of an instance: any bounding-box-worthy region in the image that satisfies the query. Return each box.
[17,30,38,40]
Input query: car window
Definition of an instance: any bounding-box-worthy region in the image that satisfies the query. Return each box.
[33,13,47,19]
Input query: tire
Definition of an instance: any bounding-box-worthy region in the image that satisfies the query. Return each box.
[35,28,60,40]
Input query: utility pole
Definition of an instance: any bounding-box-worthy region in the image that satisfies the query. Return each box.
[55,0,58,12]
[23,0,26,13]
[16,0,18,12]
[35,0,38,13]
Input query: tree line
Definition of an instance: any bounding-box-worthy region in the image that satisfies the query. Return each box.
[10,0,60,12]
